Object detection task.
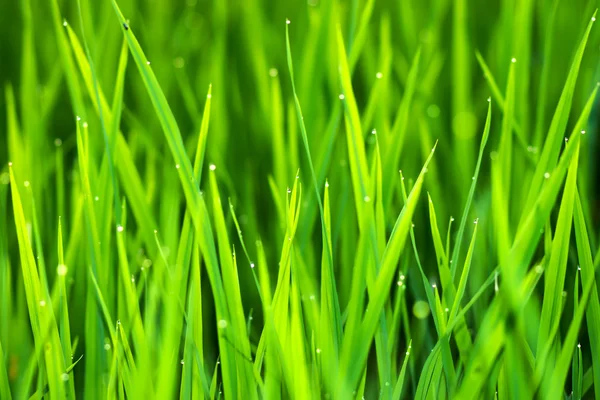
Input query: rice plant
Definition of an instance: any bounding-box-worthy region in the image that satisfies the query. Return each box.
[1,0,600,398]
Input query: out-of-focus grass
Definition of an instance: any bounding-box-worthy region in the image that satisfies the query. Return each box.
[1,0,600,398]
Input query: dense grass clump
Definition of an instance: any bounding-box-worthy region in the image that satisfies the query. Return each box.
[2,0,600,398]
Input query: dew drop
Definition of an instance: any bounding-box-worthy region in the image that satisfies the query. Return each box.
[400,274,405,281]
[117,225,124,232]
[581,130,586,135]
[55,138,63,147]
[371,129,376,135]
[535,265,544,274]
[61,373,69,382]
[544,172,550,179]
[339,94,345,100]
[83,122,88,128]
[57,264,68,276]
[250,263,255,269]
[94,196,99,201]
[218,319,228,329]
[209,164,216,171]
[511,57,517,63]
[40,300,46,307]
[487,97,491,102]
[286,19,291,25]
[363,195,371,202]
[376,72,383,79]
[146,61,151,65]
[432,283,437,289]
[269,68,278,77]
[181,359,185,365]
[175,164,180,169]
[104,343,111,351]
[316,348,321,354]
[207,93,212,99]
[593,17,597,21]
[24,181,30,187]
[494,272,499,292]
[63,20,68,27]
[397,281,403,286]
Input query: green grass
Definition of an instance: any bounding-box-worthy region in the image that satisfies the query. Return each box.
[1,0,600,398]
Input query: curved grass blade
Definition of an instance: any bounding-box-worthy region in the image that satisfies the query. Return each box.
[64,23,159,254]
[109,2,244,397]
[520,10,596,221]
[285,20,335,283]
[338,143,437,397]
[448,222,478,325]
[535,137,579,371]
[9,165,66,399]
